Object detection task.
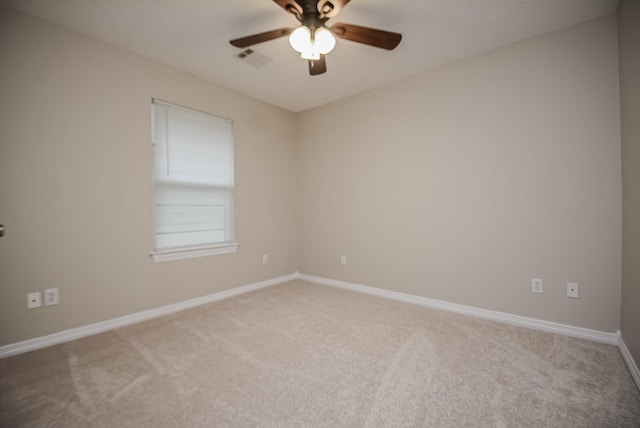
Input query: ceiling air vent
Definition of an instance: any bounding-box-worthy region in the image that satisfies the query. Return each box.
[235,48,272,68]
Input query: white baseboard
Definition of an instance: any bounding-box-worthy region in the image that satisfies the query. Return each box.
[297,273,619,345]
[0,271,626,364]
[0,273,297,359]
[618,333,640,391]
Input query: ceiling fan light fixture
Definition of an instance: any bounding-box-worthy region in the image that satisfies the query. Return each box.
[289,25,336,60]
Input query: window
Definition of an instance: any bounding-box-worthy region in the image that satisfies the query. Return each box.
[150,99,237,262]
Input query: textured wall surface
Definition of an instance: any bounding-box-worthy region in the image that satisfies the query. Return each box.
[0,8,625,346]
[619,0,640,366]
[0,9,298,345]
[298,16,621,332]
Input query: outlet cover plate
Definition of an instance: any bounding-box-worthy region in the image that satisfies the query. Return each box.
[531,278,543,293]
[567,283,579,298]
[27,292,42,309]
[44,288,59,306]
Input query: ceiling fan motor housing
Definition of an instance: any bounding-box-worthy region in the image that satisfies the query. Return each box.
[287,0,337,21]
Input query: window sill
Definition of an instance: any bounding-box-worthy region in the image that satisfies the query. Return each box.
[151,243,239,263]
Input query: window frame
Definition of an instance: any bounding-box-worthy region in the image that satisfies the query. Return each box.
[149,99,238,262]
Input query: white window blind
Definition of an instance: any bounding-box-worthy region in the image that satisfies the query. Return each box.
[151,100,235,258]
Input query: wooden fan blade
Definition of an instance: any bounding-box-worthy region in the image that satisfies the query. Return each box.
[272,0,303,20]
[331,22,402,50]
[317,0,351,19]
[308,55,327,75]
[229,28,293,48]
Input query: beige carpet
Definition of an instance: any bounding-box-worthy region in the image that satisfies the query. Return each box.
[1,279,639,427]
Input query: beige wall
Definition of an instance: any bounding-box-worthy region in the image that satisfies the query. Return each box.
[0,8,625,347]
[298,15,622,332]
[619,0,640,365]
[0,9,298,346]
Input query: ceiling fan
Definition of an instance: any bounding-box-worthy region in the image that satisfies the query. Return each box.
[230,0,402,76]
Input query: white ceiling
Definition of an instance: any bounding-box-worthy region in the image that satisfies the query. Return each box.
[1,0,618,112]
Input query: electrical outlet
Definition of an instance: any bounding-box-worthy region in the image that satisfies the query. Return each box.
[531,278,543,294]
[27,292,42,309]
[262,254,268,264]
[44,288,59,306]
[567,283,579,298]
[340,255,347,265]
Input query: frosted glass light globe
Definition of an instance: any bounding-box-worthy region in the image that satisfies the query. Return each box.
[314,27,336,54]
[289,26,312,53]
